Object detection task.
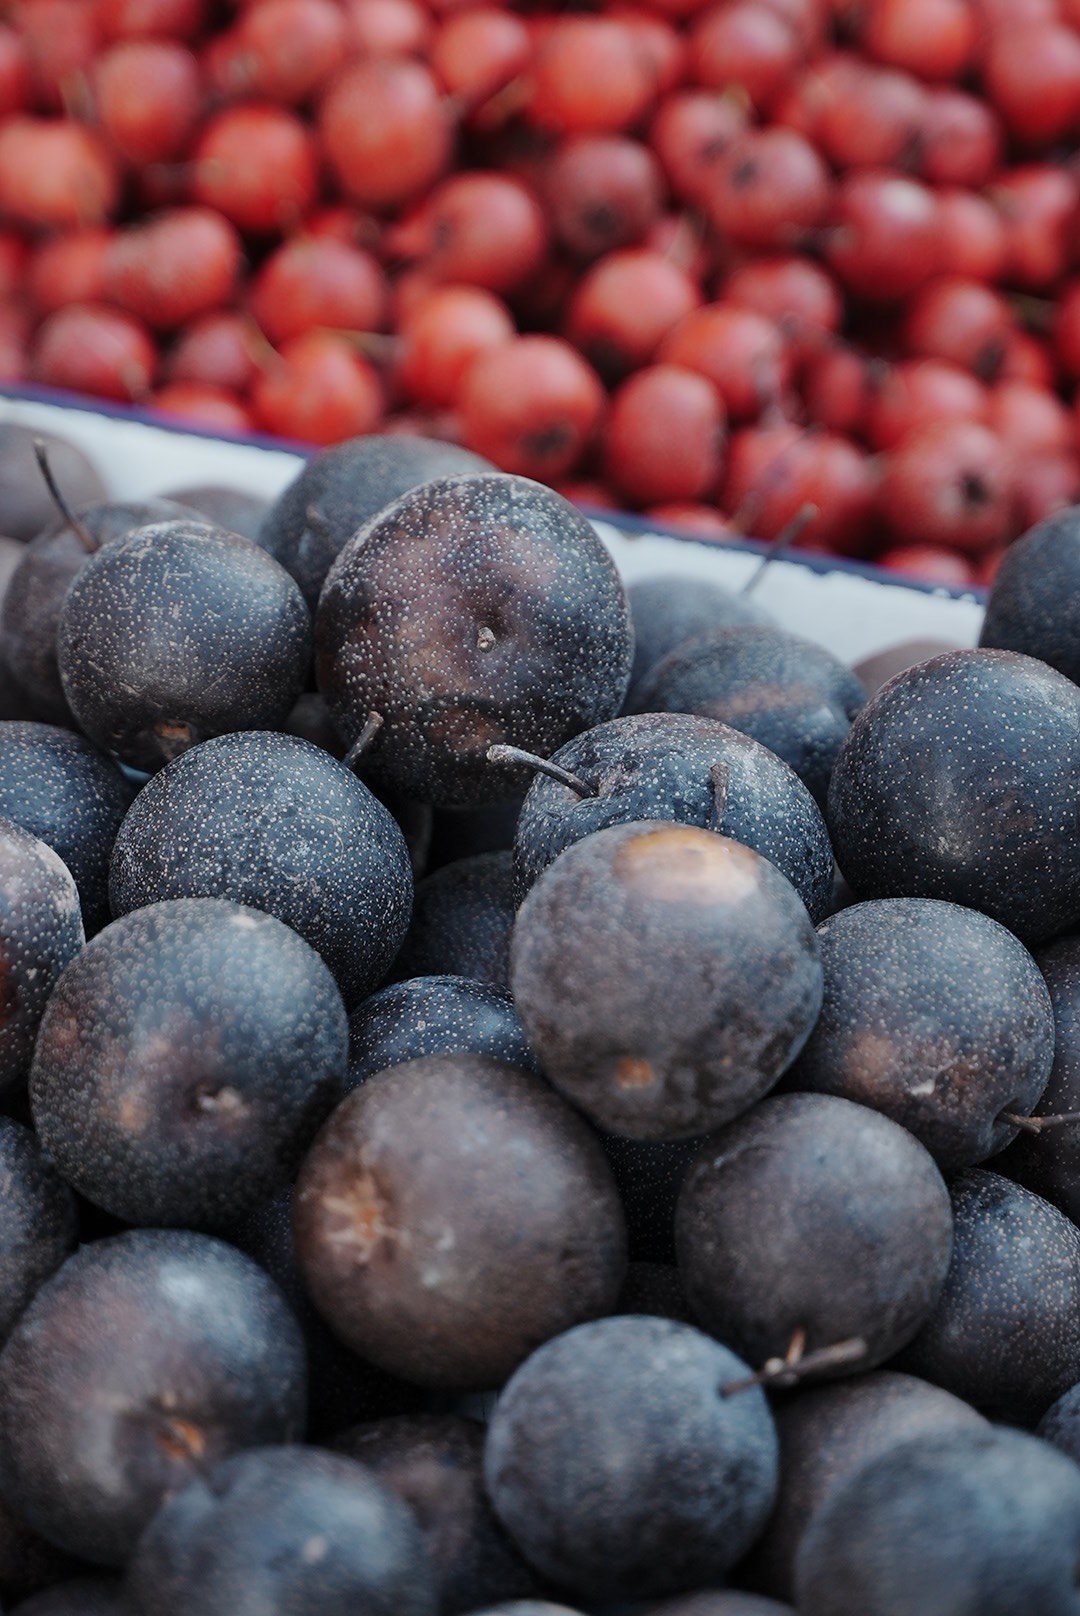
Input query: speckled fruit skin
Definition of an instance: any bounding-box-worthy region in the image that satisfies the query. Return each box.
[676,1093,953,1371]
[632,625,866,808]
[0,498,194,725]
[0,722,135,932]
[30,898,348,1229]
[0,1119,76,1347]
[316,473,633,808]
[794,1427,1080,1616]
[0,426,105,544]
[125,1446,438,1616]
[741,1371,987,1603]
[484,1316,779,1602]
[390,850,516,989]
[980,507,1080,684]
[786,898,1055,1171]
[294,1054,627,1390]
[827,648,1080,945]
[164,484,269,543]
[14,1575,130,1614]
[511,712,834,920]
[627,573,773,704]
[901,1170,1080,1425]
[57,520,312,772]
[999,936,1080,1223]
[334,1414,536,1612]
[511,822,823,1141]
[0,1230,307,1565]
[347,974,538,1089]
[108,732,413,1008]
[258,433,492,609]
[0,816,84,1093]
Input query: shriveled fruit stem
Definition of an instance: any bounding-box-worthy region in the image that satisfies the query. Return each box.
[1002,1109,1080,1134]
[34,439,97,554]
[720,1328,868,1396]
[487,743,597,798]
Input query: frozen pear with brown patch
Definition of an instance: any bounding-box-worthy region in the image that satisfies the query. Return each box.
[510,822,823,1141]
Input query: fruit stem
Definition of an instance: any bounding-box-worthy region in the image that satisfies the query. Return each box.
[1002,1110,1080,1134]
[34,439,97,554]
[344,711,385,774]
[486,744,597,798]
[741,502,819,595]
[720,1329,867,1396]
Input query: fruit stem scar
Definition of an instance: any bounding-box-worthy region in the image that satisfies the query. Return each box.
[344,710,385,774]
[34,438,98,554]
[486,744,597,798]
[1002,1109,1080,1134]
[719,1329,867,1396]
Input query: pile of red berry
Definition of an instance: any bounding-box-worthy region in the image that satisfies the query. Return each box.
[0,0,1079,585]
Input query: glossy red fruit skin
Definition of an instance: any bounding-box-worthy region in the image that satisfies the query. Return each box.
[250,238,388,344]
[723,255,842,358]
[649,90,749,206]
[193,106,319,234]
[31,302,157,402]
[151,381,254,433]
[861,0,979,83]
[92,39,201,165]
[826,170,939,303]
[902,277,1013,379]
[918,88,1002,187]
[251,331,384,444]
[529,18,655,134]
[603,364,726,506]
[879,420,1013,556]
[984,23,1080,146]
[167,311,261,394]
[386,172,548,294]
[459,334,604,479]
[934,189,1008,282]
[992,165,1080,291]
[866,359,987,452]
[397,285,514,407]
[659,302,794,421]
[566,248,702,382]
[706,127,831,249]
[689,0,803,111]
[319,58,454,211]
[207,0,347,105]
[879,544,975,589]
[0,118,118,229]
[104,208,242,329]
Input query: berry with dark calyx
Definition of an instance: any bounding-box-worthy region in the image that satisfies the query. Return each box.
[633,626,866,809]
[390,850,515,989]
[998,936,1080,1224]
[794,1426,1080,1616]
[676,1092,952,1371]
[57,519,311,772]
[0,1230,306,1565]
[124,1447,437,1616]
[626,573,772,703]
[786,898,1055,1172]
[14,1577,132,1614]
[741,1371,987,1603]
[30,898,347,1230]
[509,713,834,922]
[258,434,491,610]
[294,1054,627,1390]
[0,426,104,543]
[512,823,822,1141]
[333,1414,536,1612]
[615,1260,692,1323]
[901,1170,1080,1425]
[0,1119,76,1345]
[980,507,1080,684]
[109,732,413,1009]
[485,1316,778,1601]
[827,649,1080,945]
[349,974,538,1088]
[0,817,84,1095]
[316,474,633,808]
[0,723,136,930]
[161,485,268,543]
[0,496,195,727]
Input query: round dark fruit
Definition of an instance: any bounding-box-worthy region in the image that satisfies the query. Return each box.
[57,519,311,771]
[999,935,1080,1223]
[294,1054,627,1390]
[0,427,105,543]
[633,626,866,807]
[743,1371,987,1602]
[0,722,135,932]
[333,1414,536,1612]
[787,898,1055,1171]
[0,1229,306,1564]
[511,822,823,1140]
[14,1577,131,1614]
[510,712,834,920]
[30,898,347,1229]
[316,473,633,807]
[484,1315,779,1602]
[162,484,268,542]
[108,732,413,1008]
[676,1092,953,1371]
[0,498,194,726]
[979,507,1080,684]
[390,850,515,989]
[827,649,1080,945]
[794,1426,1080,1616]
[259,434,492,609]
[0,816,83,1094]
[626,572,772,704]
[124,1446,437,1616]
[347,974,538,1089]
[0,1118,76,1346]
[901,1170,1080,1424]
